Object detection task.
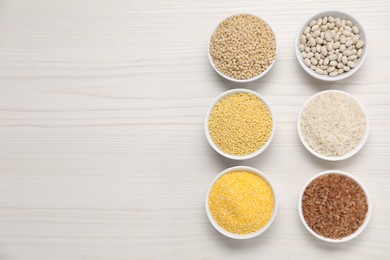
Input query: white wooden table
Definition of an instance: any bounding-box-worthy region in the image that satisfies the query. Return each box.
[0,1,389,259]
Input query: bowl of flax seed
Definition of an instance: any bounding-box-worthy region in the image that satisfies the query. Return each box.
[208,14,277,82]
[298,170,371,243]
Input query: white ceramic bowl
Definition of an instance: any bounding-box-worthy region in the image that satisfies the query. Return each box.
[298,170,371,243]
[205,89,275,160]
[297,90,369,161]
[208,14,278,83]
[206,166,278,239]
[295,10,367,81]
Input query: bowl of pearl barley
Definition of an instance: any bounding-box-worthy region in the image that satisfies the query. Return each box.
[295,11,367,81]
[208,14,278,83]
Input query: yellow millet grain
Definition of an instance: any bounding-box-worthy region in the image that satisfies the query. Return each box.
[208,93,273,156]
[208,171,274,235]
[209,14,276,80]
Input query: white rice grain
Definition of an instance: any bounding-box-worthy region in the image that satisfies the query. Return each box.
[300,92,366,157]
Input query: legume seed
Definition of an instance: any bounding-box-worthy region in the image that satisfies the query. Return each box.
[328,54,337,61]
[342,56,348,64]
[337,53,343,62]
[327,42,333,51]
[304,58,311,67]
[346,40,353,47]
[356,40,364,49]
[323,58,329,65]
[352,35,360,44]
[300,35,306,44]
[309,37,316,46]
[357,48,363,57]
[349,55,357,61]
[347,61,356,67]
[327,66,336,72]
[340,35,346,43]
[315,68,325,75]
[321,46,328,56]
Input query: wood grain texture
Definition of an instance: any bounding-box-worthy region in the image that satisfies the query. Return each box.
[0,0,389,259]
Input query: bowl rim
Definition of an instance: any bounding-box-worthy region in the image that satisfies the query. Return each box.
[206,166,278,239]
[298,170,371,243]
[297,89,369,161]
[207,13,278,83]
[204,88,275,160]
[295,10,368,81]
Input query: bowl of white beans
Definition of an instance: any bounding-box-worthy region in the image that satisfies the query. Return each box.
[295,11,367,81]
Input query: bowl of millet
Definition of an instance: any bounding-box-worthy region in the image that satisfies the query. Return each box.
[204,89,275,160]
[208,14,277,82]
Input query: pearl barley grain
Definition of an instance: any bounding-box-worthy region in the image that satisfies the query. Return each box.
[300,15,364,77]
[209,14,276,80]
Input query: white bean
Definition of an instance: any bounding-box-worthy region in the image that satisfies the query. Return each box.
[342,56,348,64]
[347,61,356,68]
[316,37,323,44]
[356,40,364,49]
[321,46,328,56]
[304,58,311,67]
[327,66,336,72]
[311,25,319,32]
[315,68,325,75]
[323,58,329,65]
[300,35,307,44]
[308,37,316,47]
[357,48,363,58]
[327,42,333,51]
[328,54,337,61]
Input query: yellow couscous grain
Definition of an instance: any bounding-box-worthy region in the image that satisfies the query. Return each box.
[208,93,273,156]
[208,171,274,235]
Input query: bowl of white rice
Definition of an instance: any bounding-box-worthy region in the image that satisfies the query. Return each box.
[298,90,369,161]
